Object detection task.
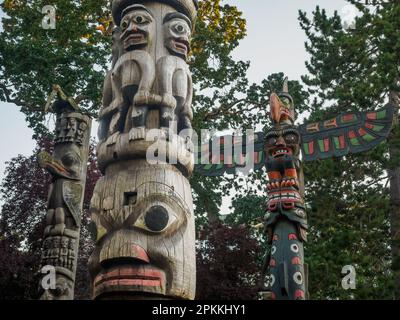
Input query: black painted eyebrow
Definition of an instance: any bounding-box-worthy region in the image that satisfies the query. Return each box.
[121,4,153,19]
[265,131,280,138]
[282,128,299,135]
[163,12,192,30]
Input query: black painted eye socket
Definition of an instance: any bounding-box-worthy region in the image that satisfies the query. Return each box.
[134,15,144,24]
[267,137,277,146]
[62,154,78,167]
[121,20,128,30]
[173,22,188,34]
[284,133,298,144]
[144,206,169,232]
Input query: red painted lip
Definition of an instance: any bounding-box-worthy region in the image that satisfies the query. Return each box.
[94,265,166,290]
[173,38,189,55]
[271,147,292,158]
[123,33,146,49]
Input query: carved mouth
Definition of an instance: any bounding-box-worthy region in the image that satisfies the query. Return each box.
[123,32,147,50]
[93,265,166,297]
[271,147,291,158]
[172,38,190,55]
[267,189,303,211]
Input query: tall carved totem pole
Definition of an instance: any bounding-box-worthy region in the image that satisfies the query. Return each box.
[38,87,92,300]
[195,80,394,300]
[263,84,308,300]
[89,0,198,299]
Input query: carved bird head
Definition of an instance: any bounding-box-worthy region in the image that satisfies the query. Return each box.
[269,78,295,125]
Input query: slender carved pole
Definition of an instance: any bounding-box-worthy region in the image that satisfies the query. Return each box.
[38,89,92,300]
[89,0,198,300]
[389,89,400,298]
[260,80,308,300]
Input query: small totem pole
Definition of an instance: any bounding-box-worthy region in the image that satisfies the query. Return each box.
[89,0,198,299]
[195,79,395,300]
[38,85,91,300]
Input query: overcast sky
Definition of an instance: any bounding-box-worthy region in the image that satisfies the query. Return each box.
[0,0,353,184]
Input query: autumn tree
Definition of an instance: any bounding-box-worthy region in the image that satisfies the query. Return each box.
[0,139,100,299]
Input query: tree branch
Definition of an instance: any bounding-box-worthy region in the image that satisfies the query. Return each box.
[203,99,265,121]
[0,83,42,112]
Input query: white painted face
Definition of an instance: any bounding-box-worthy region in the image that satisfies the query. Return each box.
[120,7,155,52]
[163,15,192,60]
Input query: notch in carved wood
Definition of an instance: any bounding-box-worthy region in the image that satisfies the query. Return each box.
[124,192,137,206]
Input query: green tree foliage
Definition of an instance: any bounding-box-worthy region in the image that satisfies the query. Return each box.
[298,1,400,299]
[0,0,311,299]
[0,0,110,137]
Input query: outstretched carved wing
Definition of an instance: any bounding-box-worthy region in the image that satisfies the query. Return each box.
[299,104,395,162]
[194,132,266,176]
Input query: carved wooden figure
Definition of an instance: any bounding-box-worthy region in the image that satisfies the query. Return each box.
[38,85,91,300]
[195,79,395,300]
[90,0,198,300]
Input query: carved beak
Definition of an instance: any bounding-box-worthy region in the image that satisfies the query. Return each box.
[270,92,293,123]
[38,152,78,180]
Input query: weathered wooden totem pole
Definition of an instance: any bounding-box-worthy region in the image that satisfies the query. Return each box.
[38,86,92,300]
[89,0,198,299]
[195,80,395,300]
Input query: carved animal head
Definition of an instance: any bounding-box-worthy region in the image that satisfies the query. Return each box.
[163,12,192,60]
[119,4,155,52]
[269,78,295,125]
[265,125,300,160]
[39,113,90,181]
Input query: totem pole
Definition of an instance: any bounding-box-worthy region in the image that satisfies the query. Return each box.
[89,0,198,299]
[195,79,395,300]
[38,85,91,300]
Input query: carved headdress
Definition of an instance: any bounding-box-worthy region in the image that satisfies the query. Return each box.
[112,0,198,28]
[269,77,295,125]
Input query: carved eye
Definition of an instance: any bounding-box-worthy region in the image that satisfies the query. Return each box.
[133,13,151,25]
[267,136,278,146]
[134,205,177,234]
[121,20,128,31]
[284,133,298,144]
[172,21,189,35]
[62,153,78,167]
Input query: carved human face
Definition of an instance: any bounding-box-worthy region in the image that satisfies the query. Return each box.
[163,14,192,60]
[88,163,196,300]
[265,125,300,159]
[120,7,155,52]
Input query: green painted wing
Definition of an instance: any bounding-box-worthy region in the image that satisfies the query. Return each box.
[299,104,395,162]
[195,132,266,176]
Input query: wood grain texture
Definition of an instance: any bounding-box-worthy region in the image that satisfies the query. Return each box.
[90,1,197,300]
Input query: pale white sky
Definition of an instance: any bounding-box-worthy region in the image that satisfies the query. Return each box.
[0,0,352,188]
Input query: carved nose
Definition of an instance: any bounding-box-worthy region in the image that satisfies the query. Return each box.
[128,23,138,32]
[131,244,150,264]
[276,136,286,146]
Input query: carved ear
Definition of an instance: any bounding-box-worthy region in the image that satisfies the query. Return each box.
[270,93,282,124]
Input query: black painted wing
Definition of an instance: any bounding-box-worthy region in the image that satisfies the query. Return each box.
[299,104,394,162]
[194,132,266,176]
